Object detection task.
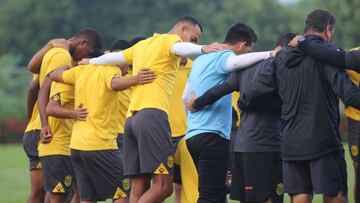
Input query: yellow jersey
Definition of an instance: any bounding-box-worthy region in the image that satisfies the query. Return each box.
[123,33,182,117]
[25,48,72,132]
[345,47,360,121]
[117,72,132,134]
[62,64,122,151]
[168,60,192,137]
[38,82,74,156]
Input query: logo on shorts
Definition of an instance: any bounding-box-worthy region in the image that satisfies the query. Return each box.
[276,183,284,196]
[113,187,127,199]
[167,156,174,168]
[52,182,65,193]
[154,163,169,174]
[122,178,130,191]
[64,175,72,187]
[36,162,42,169]
[351,145,358,157]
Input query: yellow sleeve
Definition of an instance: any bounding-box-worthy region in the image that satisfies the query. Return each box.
[62,67,79,85]
[50,83,73,106]
[123,45,135,65]
[45,50,72,76]
[105,68,122,90]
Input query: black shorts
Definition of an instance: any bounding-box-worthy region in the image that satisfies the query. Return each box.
[124,108,174,176]
[283,151,347,197]
[117,133,124,156]
[41,155,75,194]
[186,133,230,203]
[23,130,41,170]
[348,118,360,162]
[71,149,129,201]
[172,136,184,184]
[230,152,283,203]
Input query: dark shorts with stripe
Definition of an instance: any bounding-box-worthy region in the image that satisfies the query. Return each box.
[41,155,75,194]
[23,130,41,170]
[71,149,130,201]
[124,108,174,176]
[186,133,230,203]
[117,133,124,157]
[283,151,347,197]
[172,136,184,184]
[348,118,360,162]
[230,152,283,203]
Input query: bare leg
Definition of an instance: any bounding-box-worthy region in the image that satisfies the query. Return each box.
[323,192,347,203]
[129,175,151,203]
[173,183,181,203]
[71,184,80,203]
[27,169,45,203]
[138,174,173,203]
[49,193,67,203]
[291,194,312,203]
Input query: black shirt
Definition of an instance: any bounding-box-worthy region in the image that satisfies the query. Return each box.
[239,35,360,161]
[193,59,282,152]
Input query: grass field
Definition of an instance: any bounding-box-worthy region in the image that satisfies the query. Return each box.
[0,144,355,203]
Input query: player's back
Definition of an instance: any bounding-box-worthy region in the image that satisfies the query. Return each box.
[64,64,121,151]
[275,35,343,161]
[186,50,234,140]
[123,33,181,115]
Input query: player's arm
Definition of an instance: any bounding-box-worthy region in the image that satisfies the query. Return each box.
[77,51,128,66]
[26,77,39,121]
[49,66,71,83]
[28,38,70,73]
[323,64,360,109]
[46,100,88,121]
[171,42,227,57]
[111,68,156,91]
[238,62,277,109]
[225,51,272,72]
[187,73,239,112]
[37,76,52,143]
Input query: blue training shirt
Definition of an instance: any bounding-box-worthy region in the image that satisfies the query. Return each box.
[185,50,235,140]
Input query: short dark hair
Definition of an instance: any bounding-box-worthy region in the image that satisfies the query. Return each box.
[129,36,146,46]
[110,40,131,52]
[176,16,203,32]
[275,32,297,48]
[74,28,103,50]
[85,50,104,58]
[304,9,335,33]
[224,23,257,46]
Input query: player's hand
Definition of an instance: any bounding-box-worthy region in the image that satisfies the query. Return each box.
[201,42,227,54]
[48,38,71,50]
[288,35,303,48]
[136,68,157,84]
[74,104,88,121]
[40,125,52,143]
[78,58,90,65]
[186,91,198,112]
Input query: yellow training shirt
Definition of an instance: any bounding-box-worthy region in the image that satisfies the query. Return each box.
[168,59,192,137]
[38,82,74,156]
[232,92,241,126]
[123,33,182,117]
[25,75,41,132]
[345,47,360,121]
[25,48,72,132]
[62,64,122,151]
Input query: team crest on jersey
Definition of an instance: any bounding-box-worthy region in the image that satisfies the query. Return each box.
[113,187,127,199]
[64,175,72,187]
[36,162,42,169]
[167,156,174,168]
[154,163,169,174]
[351,145,358,157]
[52,182,65,193]
[52,93,61,102]
[122,178,130,191]
[276,183,284,196]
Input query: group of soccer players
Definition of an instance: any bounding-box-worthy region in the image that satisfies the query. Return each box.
[21,8,360,203]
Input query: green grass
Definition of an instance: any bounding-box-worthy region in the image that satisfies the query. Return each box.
[0,144,355,203]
